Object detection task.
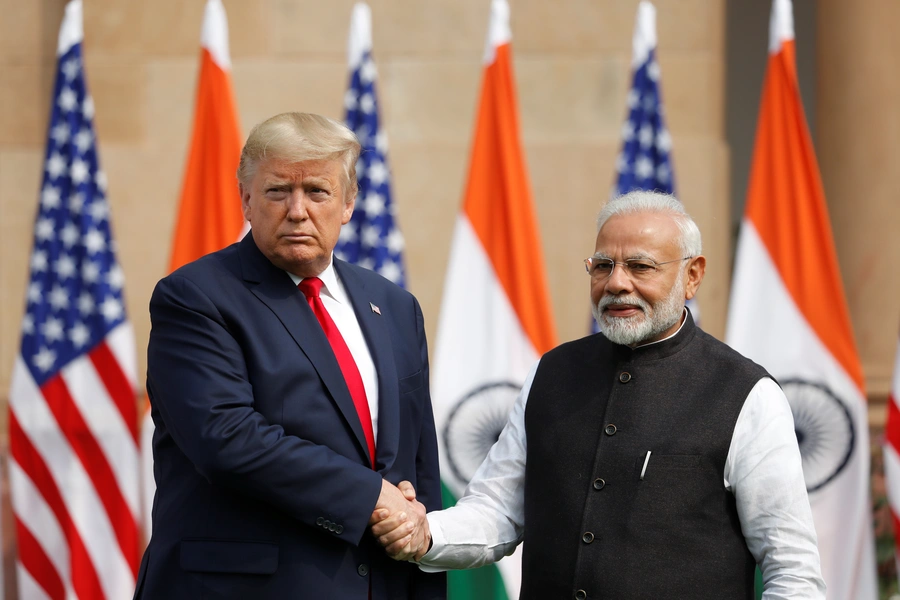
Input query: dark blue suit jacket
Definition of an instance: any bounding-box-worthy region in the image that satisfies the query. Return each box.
[134,234,445,599]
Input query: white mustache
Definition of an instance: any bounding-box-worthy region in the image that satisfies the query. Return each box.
[598,295,650,313]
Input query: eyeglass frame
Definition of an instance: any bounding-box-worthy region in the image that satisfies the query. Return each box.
[583,254,693,280]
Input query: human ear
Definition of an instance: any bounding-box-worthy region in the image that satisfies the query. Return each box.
[684,255,706,300]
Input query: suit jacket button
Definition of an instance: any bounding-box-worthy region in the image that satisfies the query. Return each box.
[316,517,324,526]
[619,372,631,383]
[592,478,605,490]
[335,525,344,534]
[582,532,594,544]
[604,424,617,436]
[328,523,336,532]
[575,590,587,600]
[358,564,370,577]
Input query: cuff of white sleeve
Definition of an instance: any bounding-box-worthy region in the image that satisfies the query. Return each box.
[416,513,448,572]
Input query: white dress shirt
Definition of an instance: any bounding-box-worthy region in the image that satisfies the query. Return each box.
[289,258,379,438]
[419,318,826,599]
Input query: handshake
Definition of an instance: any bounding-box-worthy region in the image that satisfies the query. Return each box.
[370,479,431,562]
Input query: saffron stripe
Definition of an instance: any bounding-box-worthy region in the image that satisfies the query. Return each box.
[745,42,864,392]
[462,42,557,356]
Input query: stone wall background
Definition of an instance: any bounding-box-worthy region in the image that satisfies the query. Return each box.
[1,0,898,596]
[0,0,736,423]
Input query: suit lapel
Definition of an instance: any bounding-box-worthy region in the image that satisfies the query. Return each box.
[335,260,400,474]
[238,235,373,465]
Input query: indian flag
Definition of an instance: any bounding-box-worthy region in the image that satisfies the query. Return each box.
[431,0,556,598]
[725,0,877,597]
[139,0,244,542]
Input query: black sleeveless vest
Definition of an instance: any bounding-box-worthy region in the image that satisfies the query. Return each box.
[521,312,769,600]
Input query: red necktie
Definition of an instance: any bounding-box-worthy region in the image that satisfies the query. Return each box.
[298,277,376,465]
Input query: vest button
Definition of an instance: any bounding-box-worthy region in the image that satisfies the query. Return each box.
[593,478,605,490]
[575,590,587,599]
[357,564,370,577]
[604,424,617,436]
[619,372,631,383]
[582,532,594,544]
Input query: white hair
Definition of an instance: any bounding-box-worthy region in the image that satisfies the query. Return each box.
[596,190,702,257]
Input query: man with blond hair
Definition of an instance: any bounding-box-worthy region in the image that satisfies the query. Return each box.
[374,190,825,599]
[136,113,444,599]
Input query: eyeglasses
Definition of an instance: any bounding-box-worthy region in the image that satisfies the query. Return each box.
[584,255,692,281]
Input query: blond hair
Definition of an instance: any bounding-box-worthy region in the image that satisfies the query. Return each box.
[237,112,361,200]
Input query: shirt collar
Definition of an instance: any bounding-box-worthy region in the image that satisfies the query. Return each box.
[286,255,349,305]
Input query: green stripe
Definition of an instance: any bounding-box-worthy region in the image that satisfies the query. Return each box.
[441,481,510,600]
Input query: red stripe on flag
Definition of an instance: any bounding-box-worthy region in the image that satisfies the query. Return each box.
[89,341,139,443]
[40,375,140,576]
[14,516,66,600]
[9,412,106,600]
[887,392,900,569]
[893,511,900,560]
[887,394,900,450]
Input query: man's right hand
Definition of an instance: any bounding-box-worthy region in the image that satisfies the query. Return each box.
[370,480,431,561]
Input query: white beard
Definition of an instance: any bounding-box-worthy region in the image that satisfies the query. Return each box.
[592,269,686,346]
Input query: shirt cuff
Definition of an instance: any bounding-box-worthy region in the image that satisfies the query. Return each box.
[416,513,448,572]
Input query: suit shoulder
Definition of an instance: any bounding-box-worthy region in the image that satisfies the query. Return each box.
[161,243,241,287]
[152,245,244,309]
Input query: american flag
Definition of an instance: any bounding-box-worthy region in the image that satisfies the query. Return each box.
[8,1,140,599]
[594,1,692,333]
[613,5,674,199]
[336,2,406,288]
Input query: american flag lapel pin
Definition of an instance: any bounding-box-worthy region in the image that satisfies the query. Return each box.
[370,302,381,315]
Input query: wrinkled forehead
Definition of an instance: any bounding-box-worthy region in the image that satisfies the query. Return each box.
[256,157,345,183]
[594,212,681,257]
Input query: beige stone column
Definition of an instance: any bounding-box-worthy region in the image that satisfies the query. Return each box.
[816,0,900,408]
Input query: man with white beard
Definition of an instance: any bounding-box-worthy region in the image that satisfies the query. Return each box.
[371,190,826,600]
